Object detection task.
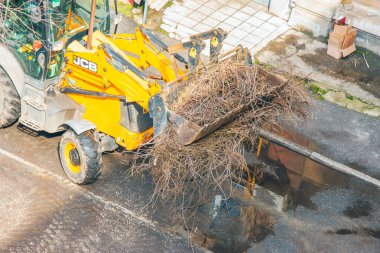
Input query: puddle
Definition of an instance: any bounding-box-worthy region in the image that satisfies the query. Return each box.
[343,199,373,218]
[325,228,380,239]
[171,192,276,253]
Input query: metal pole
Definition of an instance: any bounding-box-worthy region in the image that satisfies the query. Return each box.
[257,128,380,188]
[87,0,97,50]
[114,0,119,34]
[142,0,149,24]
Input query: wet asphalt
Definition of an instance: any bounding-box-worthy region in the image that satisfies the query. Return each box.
[0,98,379,253]
[0,125,198,253]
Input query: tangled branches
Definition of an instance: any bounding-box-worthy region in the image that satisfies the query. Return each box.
[132,60,310,209]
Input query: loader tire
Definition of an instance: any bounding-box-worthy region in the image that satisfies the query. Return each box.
[0,66,21,128]
[59,129,102,184]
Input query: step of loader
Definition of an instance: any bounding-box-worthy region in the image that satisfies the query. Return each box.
[19,117,43,131]
[23,96,47,111]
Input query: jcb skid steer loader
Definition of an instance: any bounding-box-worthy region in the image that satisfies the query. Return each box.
[0,0,253,184]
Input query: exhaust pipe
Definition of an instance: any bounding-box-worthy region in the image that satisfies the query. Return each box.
[87,0,97,50]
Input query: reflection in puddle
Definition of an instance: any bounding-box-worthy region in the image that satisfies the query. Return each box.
[343,200,373,218]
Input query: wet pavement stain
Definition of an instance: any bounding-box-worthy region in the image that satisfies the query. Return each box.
[325,228,380,240]
[343,200,373,218]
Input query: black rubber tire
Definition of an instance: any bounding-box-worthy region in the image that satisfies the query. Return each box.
[59,130,102,184]
[0,66,21,128]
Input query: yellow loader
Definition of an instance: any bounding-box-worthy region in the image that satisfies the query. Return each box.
[0,0,252,184]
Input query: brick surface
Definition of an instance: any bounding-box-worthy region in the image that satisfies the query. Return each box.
[193,22,212,33]
[225,16,243,27]
[243,34,264,45]
[162,0,290,56]
[204,1,224,10]
[209,11,230,22]
[260,22,278,33]
[251,27,271,38]
[268,16,286,26]
[224,34,241,45]
[240,5,260,15]
[232,11,251,21]
[202,16,221,28]
[218,22,235,32]
[219,6,238,15]
[229,27,250,38]
[227,1,245,9]
[188,12,207,22]
[254,11,272,21]
[198,6,215,16]
[246,16,265,27]
[183,1,201,10]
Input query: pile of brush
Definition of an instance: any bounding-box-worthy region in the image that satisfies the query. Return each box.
[131,60,309,207]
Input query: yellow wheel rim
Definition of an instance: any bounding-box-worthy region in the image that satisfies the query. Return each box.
[64,142,81,174]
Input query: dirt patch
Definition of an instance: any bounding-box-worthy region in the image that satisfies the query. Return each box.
[301,48,380,98]
[267,34,306,54]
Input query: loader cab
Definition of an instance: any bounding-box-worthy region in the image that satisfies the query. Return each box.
[1,0,111,84]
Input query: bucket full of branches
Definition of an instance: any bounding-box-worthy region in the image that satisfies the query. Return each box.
[131,59,310,207]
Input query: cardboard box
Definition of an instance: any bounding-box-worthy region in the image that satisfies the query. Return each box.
[329,32,345,48]
[341,29,357,49]
[342,43,356,57]
[334,24,352,36]
[328,38,343,49]
[327,44,342,59]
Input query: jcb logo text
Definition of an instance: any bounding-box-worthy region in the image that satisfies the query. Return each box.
[73,56,98,73]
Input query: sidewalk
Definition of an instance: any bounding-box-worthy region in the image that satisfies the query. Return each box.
[160,0,290,55]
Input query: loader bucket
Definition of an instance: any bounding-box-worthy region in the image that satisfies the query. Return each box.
[149,68,289,146]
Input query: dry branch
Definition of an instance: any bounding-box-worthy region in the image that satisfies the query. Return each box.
[132,60,310,210]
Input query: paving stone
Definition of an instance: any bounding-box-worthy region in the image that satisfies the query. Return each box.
[202,16,221,28]
[193,22,212,33]
[204,1,224,10]
[183,1,201,10]
[216,0,230,5]
[246,16,265,27]
[162,17,178,28]
[210,11,230,22]
[232,11,251,21]
[198,6,215,16]
[224,34,241,45]
[178,16,199,28]
[251,27,271,38]
[237,21,256,31]
[223,43,236,52]
[240,5,259,15]
[193,0,208,3]
[260,22,278,33]
[229,27,250,39]
[254,11,272,21]
[239,0,252,4]
[160,23,176,33]
[225,16,242,27]
[268,16,286,26]
[176,6,193,16]
[188,11,207,22]
[177,24,197,36]
[218,22,235,32]
[243,34,264,45]
[240,40,256,50]
[164,12,183,23]
[219,6,238,15]
[227,1,245,9]
[246,1,265,10]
